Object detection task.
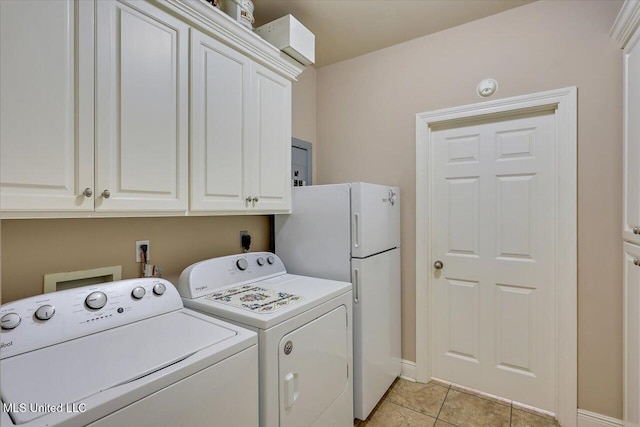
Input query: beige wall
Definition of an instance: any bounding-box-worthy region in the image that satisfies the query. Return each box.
[292,66,318,183]
[316,0,623,418]
[1,216,270,303]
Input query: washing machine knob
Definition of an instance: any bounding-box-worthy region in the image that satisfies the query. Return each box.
[35,304,55,321]
[85,291,107,310]
[257,257,265,266]
[153,283,166,296]
[131,286,146,299]
[236,258,249,271]
[1,313,21,330]
[267,256,275,265]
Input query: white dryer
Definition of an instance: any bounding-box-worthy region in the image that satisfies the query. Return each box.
[178,252,353,427]
[0,278,258,427]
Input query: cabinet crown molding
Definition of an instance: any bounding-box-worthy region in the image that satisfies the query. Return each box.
[611,0,640,48]
[157,0,305,80]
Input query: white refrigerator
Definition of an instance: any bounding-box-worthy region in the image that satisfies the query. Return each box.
[275,182,401,421]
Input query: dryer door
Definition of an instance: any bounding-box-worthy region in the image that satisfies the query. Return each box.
[279,305,348,427]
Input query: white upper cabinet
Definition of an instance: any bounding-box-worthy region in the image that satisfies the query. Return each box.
[190,31,292,213]
[95,0,189,211]
[250,62,292,212]
[624,28,640,244]
[0,0,94,212]
[614,0,640,244]
[0,0,303,217]
[190,30,251,212]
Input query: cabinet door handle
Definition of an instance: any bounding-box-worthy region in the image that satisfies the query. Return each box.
[101,190,111,199]
[253,197,259,203]
[246,196,252,203]
[82,188,93,197]
[634,258,640,267]
[634,227,640,235]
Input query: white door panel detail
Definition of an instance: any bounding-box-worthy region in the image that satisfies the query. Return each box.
[432,111,556,411]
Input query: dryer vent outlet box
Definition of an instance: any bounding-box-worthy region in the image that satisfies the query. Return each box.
[256,15,315,65]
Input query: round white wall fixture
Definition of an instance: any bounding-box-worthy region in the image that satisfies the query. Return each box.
[476,78,498,97]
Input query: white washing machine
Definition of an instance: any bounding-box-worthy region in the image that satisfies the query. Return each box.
[177,252,353,427]
[0,278,259,427]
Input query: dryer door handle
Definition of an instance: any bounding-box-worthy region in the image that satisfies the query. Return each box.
[284,372,299,409]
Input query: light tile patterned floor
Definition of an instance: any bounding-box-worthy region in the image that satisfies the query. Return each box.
[357,379,560,427]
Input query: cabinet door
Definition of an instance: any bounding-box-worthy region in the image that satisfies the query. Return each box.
[0,0,94,212]
[190,30,251,212]
[625,29,640,244]
[249,63,292,212]
[625,242,640,426]
[95,0,188,211]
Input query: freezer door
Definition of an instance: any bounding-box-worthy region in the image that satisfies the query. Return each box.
[275,184,352,282]
[352,248,401,420]
[351,183,400,258]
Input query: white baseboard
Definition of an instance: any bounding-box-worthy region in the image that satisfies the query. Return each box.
[400,359,417,382]
[577,409,623,427]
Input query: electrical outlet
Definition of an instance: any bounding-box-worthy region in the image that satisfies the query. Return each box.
[135,240,150,263]
[240,230,248,248]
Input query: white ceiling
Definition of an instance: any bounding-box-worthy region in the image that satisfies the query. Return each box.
[252,0,536,67]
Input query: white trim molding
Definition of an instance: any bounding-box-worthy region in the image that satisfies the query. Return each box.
[577,410,624,427]
[156,0,305,80]
[611,0,640,48]
[415,87,578,427]
[400,359,417,382]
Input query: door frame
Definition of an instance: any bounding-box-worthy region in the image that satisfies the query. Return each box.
[415,87,577,427]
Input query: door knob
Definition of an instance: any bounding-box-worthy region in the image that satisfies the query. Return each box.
[102,190,111,199]
[82,188,93,197]
[434,260,444,270]
[634,258,640,266]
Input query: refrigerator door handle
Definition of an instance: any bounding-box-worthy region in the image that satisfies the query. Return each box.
[353,268,360,304]
[353,213,360,249]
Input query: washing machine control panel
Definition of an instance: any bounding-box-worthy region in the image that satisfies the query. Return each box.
[178,252,287,299]
[0,278,182,359]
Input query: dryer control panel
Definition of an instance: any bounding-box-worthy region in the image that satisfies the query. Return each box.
[0,278,182,359]
[178,252,287,299]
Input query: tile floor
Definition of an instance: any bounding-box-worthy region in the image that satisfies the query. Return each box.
[357,379,560,427]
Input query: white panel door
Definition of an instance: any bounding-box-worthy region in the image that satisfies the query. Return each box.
[431,111,556,411]
[625,242,640,426]
[279,306,348,427]
[352,249,401,420]
[250,62,292,212]
[624,28,640,245]
[0,0,94,212]
[95,0,188,211]
[190,29,251,212]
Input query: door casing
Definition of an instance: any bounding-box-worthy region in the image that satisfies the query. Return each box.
[415,87,577,427]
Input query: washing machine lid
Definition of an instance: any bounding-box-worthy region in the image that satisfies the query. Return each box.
[1,310,237,425]
[183,274,351,330]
